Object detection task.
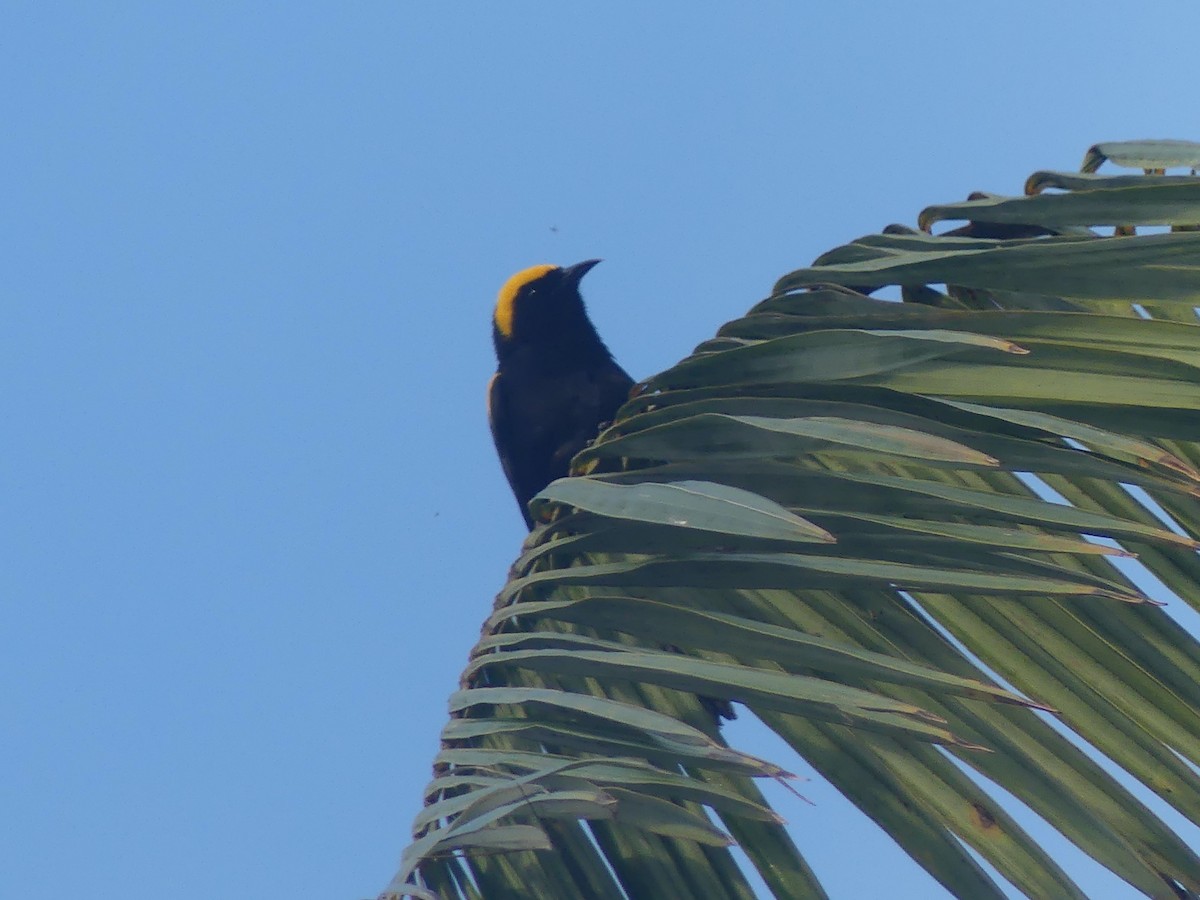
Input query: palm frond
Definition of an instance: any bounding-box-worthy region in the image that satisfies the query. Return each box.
[389,138,1200,900]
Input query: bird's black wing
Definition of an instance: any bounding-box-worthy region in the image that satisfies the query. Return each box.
[487,371,534,528]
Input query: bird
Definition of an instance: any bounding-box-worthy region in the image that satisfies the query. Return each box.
[488,260,634,529]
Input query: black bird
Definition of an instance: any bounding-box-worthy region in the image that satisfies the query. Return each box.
[488,260,634,528]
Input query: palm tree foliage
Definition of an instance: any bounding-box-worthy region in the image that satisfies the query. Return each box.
[389,140,1200,899]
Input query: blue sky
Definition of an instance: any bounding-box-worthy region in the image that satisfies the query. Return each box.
[3,5,1198,899]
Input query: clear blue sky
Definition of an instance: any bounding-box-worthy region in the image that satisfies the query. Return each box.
[3,5,1198,899]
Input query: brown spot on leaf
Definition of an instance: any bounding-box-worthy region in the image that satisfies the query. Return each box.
[971,802,997,830]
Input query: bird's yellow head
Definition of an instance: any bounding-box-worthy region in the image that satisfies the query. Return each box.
[493,264,558,339]
[492,260,602,342]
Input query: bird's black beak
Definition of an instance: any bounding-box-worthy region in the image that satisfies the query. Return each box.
[561,258,602,287]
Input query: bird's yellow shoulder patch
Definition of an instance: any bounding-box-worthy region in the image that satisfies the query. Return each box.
[494,264,558,337]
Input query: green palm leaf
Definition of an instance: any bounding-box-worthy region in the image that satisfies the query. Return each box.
[388,139,1200,899]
